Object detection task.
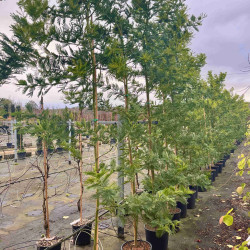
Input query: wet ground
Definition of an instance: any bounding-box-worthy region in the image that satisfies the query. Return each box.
[0,140,249,250]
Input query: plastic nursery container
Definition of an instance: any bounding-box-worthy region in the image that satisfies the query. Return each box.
[122,239,152,250]
[177,201,187,218]
[198,186,207,192]
[189,186,198,199]
[209,169,216,182]
[145,226,168,250]
[37,238,61,250]
[37,243,61,250]
[211,166,219,177]
[17,151,26,159]
[215,163,223,173]
[72,222,92,246]
[187,192,196,209]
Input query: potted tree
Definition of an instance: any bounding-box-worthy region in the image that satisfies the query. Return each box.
[64,117,93,246]
[140,191,177,250]
[25,111,64,249]
[117,103,152,250]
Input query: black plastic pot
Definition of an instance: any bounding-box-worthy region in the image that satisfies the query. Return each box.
[187,192,196,209]
[72,222,92,246]
[211,166,219,177]
[6,143,13,148]
[170,207,181,232]
[0,155,2,161]
[189,186,198,199]
[219,159,226,167]
[56,147,64,153]
[110,138,116,144]
[36,150,43,156]
[171,207,181,221]
[47,148,54,155]
[209,169,216,182]
[198,186,207,192]
[230,149,235,154]
[17,152,26,159]
[215,163,223,173]
[122,239,152,250]
[37,240,61,250]
[145,227,167,250]
[176,202,187,218]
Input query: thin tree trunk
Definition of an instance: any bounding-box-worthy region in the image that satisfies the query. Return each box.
[92,33,100,250]
[43,140,50,238]
[145,72,154,184]
[40,96,44,111]
[124,70,137,247]
[79,109,83,223]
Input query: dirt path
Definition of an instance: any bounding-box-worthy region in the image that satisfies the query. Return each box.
[168,141,250,250]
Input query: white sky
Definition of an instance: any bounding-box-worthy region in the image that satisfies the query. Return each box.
[1,0,250,108]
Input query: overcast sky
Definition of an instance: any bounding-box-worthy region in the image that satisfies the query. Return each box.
[0,0,250,108]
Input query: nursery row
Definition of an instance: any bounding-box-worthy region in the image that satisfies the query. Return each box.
[0,0,249,249]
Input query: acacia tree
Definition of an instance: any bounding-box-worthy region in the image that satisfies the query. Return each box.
[25,112,65,240]
[46,1,118,248]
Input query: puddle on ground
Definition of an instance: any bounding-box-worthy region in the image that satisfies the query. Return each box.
[49,184,61,189]
[67,194,78,198]
[26,210,42,217]
[22,193,34,198]
[0,220,14,229]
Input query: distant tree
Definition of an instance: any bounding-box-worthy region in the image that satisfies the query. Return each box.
[10,104,15,113]
[25,100,38,113]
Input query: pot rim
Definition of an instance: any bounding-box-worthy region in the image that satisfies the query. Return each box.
[121,239,152,250]
[144,224,170,234]
[170,207,181,214]
[71,218,92,227]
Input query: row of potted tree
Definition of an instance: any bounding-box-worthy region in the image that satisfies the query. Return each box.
[0,0,249,249]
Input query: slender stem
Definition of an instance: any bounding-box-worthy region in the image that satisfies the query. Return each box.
[79,110,83,223]
[145,72,154,184]
[43,140,50,238]
[91,20,100,250]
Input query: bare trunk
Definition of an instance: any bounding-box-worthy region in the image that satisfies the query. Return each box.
[40,96,44,111]
[124,73,137,247]
[79,110,83,223]
[92,33,100,250]
[43,140,50,238]
[145,73,154,184]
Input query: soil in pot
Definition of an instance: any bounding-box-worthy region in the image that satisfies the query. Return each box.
[37,237,61,250]
[72,220,92,246]
[136,188,144,195]
[176,202,187,218]
[122,240,152,250]
[187,192,196,209]
[170,207,181,221]
[145,225,168,250]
